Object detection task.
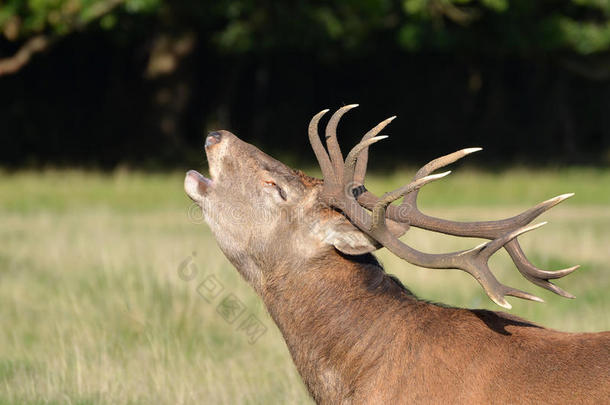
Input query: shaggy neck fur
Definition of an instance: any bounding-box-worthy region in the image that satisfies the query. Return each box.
[255,250,609,405]
[261,251,428,403]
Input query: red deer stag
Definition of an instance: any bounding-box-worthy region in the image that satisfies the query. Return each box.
[184,105,609,404]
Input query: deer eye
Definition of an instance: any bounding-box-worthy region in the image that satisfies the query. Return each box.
[263,180,287,201]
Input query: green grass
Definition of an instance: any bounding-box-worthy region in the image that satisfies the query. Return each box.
[0,168,609,404]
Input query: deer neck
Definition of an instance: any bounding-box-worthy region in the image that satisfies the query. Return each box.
[260,251,422,401]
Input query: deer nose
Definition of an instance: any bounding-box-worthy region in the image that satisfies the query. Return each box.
[205,131,222,148]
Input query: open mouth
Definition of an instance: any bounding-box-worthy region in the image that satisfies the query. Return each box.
[184,131,223,201]
[184,169,213,201]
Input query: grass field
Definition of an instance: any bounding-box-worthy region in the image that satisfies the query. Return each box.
[0,168,609,404]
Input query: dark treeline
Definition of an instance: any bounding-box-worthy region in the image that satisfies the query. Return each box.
[1,1,609,169]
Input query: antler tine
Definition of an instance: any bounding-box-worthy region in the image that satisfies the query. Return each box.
[516,264,577,299]
[353,116,397,185]
[473,221,547,259]
[506,240,578,298]
[325,104,359,180]
[308,109,335,182]
[401,147,482,210]
[344,135,389,187]
[502,194,579,285]
[413,147,482,180]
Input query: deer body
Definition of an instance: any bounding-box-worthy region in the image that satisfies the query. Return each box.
[185,109,610,404]
[263,251,609,404]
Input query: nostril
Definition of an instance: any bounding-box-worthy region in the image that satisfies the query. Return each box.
[205,131,222,148]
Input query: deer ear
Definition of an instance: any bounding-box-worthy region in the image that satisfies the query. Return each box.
[321,217,380,255]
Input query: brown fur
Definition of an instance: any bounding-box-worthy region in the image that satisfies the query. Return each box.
[185,131,610,404]
[263,251,609,404]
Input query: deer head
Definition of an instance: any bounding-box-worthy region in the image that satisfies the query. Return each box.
[185,106,578,308]
[184,129,381,292]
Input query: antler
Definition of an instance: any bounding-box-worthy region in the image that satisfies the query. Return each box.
[308,106,579,309]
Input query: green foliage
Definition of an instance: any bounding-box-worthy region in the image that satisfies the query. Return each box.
[559,16,610,54]
[1,0,609,55]
[0,0,160,40]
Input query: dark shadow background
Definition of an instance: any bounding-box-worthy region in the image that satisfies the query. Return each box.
[1,1,609,169]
